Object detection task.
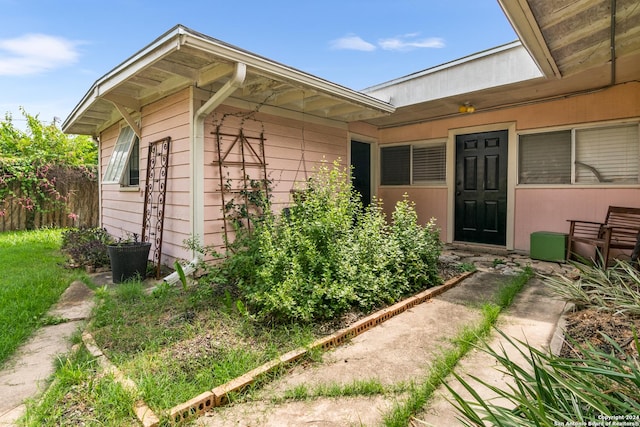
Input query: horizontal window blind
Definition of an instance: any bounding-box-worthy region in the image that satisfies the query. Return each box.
[575,124,639,184]
[519,131,571,184]
[381,146,411,185]
[412,144,446,183]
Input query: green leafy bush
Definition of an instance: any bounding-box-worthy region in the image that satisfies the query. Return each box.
[221,160,442,323]
[0,109,97,218]
[61,227,111,268]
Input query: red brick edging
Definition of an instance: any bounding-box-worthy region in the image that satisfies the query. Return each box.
[82,271,474,426]
[167,270,474,425]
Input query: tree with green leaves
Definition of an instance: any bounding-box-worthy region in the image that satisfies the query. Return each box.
[0,108,98,228]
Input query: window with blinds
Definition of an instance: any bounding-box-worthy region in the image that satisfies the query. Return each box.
[575,124,639,183]
[381,142,446,185]
[381,146,410,185]
[518,123,639,185]
[103,126,140,185]
[519,131,571,184]
[413,144,446,183]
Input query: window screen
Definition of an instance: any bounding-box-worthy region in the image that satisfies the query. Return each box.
[519,131,571,184]
[381,145,410,185]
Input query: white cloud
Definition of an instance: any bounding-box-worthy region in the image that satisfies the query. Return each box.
[330,32,445,53]
[330,35,377,52]
[379,33,445,51]
[0,34,81,76]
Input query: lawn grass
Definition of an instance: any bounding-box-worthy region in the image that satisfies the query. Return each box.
[22,254,476,425]
[0,228,82,366]
[89,280,317,413]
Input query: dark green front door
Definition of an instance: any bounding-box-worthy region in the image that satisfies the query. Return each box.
[455,130,508,245]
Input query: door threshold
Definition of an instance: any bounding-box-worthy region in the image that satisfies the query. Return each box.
[447,242,510,256]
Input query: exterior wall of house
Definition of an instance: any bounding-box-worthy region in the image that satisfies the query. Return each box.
[377,82,640,252]
[202,103,350,251]
[100,88,193,265]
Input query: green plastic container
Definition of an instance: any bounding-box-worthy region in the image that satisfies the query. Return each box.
[530,231,568,262]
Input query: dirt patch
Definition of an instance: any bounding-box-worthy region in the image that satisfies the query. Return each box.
[560,308,640,358]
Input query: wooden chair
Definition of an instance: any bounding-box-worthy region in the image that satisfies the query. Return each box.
[566,206,640,268]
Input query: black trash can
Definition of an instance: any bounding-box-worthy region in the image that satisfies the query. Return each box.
[107,242,152,283]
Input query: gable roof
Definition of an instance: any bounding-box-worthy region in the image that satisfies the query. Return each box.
[62,25,395,136]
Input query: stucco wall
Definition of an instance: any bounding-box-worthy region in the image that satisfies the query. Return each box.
[513,187,640,251]
[377,82,640,252]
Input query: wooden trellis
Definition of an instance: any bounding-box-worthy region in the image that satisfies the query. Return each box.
[212,127,268,247]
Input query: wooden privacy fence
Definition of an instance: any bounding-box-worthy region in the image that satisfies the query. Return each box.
[0,166,99,232]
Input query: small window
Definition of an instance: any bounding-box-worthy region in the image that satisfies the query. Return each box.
[519,131,571,184]
[381,146,410,185]
[381,141,446,186]
[575,124,638,183]
[103,126,140,186]
[125,138,140,186]
[518,123,639,185]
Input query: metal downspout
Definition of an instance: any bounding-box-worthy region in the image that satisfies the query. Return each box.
[163,62,247,284]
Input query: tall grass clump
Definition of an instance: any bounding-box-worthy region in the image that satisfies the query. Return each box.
[218,160,442,323]
[446,261,640,426]
[447,330,640,426]
[544,260,640,315]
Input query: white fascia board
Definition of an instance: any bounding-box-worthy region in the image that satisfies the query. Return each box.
[497,0,561,78]
[180,30,395,115]
[62,26,187,134]
[363,42,543,108]
[63,25,394,134]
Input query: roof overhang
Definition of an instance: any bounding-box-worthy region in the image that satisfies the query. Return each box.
[498,0,640,81]
[362,0,640,128]
[63,25,394,136]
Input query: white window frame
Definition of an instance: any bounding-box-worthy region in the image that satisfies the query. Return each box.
[380,140,446,186]
[103,126,140,186]
[518,121,640,186]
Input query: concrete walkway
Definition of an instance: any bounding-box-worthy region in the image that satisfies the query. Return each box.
[0,280,95,425]
[194,266,569,426]
[0,249,573,426]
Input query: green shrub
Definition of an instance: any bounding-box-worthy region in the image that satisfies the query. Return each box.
[223,160,442,323]
[61,227,111,268]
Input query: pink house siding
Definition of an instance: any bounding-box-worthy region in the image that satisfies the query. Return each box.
[377,187,448,236]
[377,82,640,252]
[202,105,349,251]
[100,88,193,264]
[514,188,640,254]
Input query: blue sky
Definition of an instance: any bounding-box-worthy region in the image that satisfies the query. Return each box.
[0,0,516,131]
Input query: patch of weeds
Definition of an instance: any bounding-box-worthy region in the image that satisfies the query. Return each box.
[492,258,505,267]
[88,278,317,414]
[458,262,476,272]
[277,379,396,404]
[495,266,533,309]
[37,315,67,327]
[22,347,138,426]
